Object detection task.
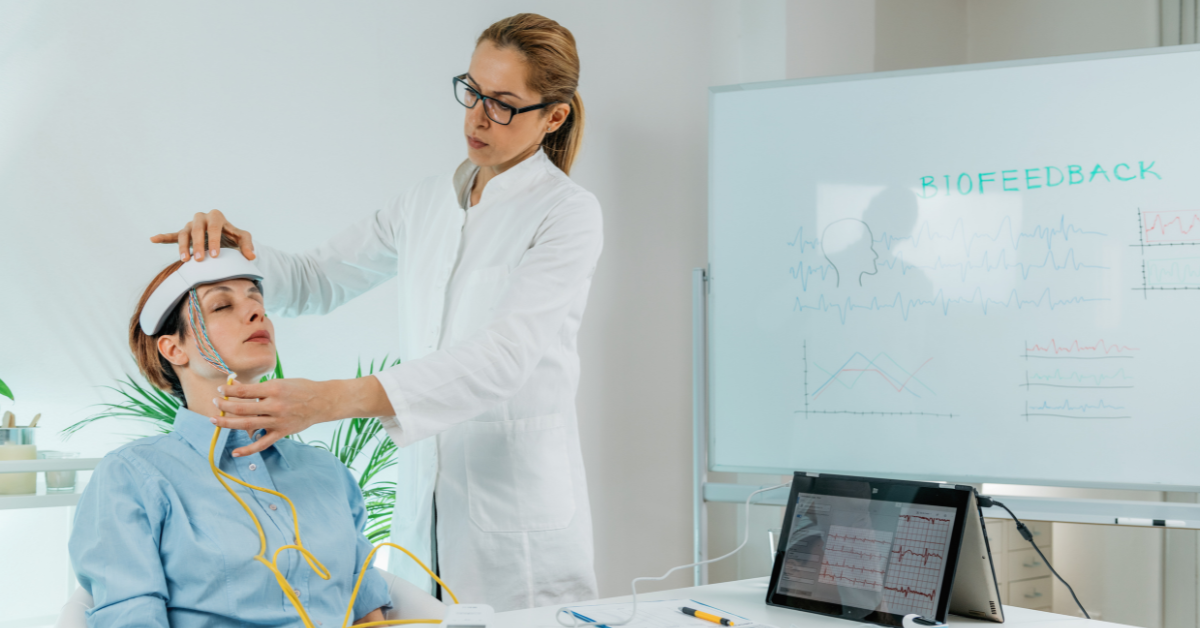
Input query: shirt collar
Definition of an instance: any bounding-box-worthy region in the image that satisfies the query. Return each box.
[172,407,290,468]
[452,148,551,207]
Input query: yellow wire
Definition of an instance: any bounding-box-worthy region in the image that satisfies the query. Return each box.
[210,375,455,627]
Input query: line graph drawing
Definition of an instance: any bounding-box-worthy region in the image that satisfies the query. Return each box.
[1022,339,1139,360]
[795,287,1108,324]
[1143,210,1200,244]
[1022,368,1134,388]
[882,509,954,616]
[1019,341,1134,420]
[1145,258,1200,288]
[1135,209,1200,295]
[1028,399,1126,412]
[819,525,893,592]
[1023,400,1131,420]
[798,343,956,418]
[812,352,936,400]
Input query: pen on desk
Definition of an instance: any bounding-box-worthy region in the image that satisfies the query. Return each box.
[1114,517,1185,527]
[679,606,736,626]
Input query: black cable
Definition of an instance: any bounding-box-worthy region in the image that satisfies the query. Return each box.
[976,492,1089,619]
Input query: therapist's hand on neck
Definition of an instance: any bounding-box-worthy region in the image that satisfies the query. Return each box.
[463,40,570,207]
[211,375,391,458]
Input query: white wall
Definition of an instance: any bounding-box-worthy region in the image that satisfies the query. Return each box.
[0,1,757,622]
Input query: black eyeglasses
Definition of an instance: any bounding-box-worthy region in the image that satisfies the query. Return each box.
[453,74,561,125]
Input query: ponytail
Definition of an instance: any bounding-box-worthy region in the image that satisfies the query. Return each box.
[478,13,585,175]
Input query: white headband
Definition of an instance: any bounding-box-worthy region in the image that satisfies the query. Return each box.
[139,250,263,335]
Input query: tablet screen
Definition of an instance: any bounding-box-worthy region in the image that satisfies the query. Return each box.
[767,474,970,625]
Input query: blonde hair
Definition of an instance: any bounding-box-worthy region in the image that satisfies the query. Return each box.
[478,13,585,175]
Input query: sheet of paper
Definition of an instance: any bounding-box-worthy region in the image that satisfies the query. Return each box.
[562,598,760,628]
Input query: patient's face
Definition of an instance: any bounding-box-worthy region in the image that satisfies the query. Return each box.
[181,278,276,381]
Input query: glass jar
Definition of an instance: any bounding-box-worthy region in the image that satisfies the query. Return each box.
[0,427,38,495]
[38,451,80,492]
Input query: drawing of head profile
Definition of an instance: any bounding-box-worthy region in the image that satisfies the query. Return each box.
[821,218,879,287]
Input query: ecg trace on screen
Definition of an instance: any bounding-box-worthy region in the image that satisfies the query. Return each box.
[881,509,955,617]
[819,525,893,592]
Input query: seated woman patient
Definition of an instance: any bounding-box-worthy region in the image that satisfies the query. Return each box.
[69,246,390,626]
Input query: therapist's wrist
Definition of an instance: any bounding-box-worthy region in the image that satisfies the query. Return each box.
[332,375,394,419]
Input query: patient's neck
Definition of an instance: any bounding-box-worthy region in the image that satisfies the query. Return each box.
[181,374,229,419]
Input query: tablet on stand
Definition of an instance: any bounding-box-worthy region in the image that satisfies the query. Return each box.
[766,472,1004,626]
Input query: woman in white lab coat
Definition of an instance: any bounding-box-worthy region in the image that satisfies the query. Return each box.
[151,14,601,612]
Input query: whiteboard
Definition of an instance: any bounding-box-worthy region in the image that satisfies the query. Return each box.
[708,46,1200,490]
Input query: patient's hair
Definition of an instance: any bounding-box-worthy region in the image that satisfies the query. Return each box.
[129,236,239,407]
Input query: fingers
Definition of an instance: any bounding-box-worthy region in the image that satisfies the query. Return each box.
[149,233,179,244]
[191,212,208,260]
[218,381,270,400]
[233,430,283,458]
[235,227,256,260]
[177,223,193,262]
[208,209,226,258]
[209,413,266,432]
[214,396,272,418]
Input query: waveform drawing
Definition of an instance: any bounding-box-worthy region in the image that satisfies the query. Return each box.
[811,353,936,400]
[874,215,1105,256]
[1143,210,1200,244]
[795,287,1107,324]
[1023,339,1139,360]
[1023,400,1131,420]
[1145,258,1200,288]
[881,247,1107,283]
[1023,368,1134,389]
[882,509,955,616]
[787,226,822,253]
[789,259,836,291]
[820,525,893,592]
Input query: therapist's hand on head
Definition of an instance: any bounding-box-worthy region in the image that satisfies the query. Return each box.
[212,375,393,458]
[149,209,257,262]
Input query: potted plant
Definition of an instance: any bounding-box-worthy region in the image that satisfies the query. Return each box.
[64,357,400,542]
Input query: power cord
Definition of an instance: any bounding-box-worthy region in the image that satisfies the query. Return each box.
[556,481,793,627]
[975,492,1089,619]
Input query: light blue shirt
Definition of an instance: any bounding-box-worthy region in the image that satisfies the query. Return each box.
[69,408,391,627]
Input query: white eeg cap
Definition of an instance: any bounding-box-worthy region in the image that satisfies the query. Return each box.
[138,250,263,335]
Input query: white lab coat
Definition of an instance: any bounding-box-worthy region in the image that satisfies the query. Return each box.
[254,149,602,612]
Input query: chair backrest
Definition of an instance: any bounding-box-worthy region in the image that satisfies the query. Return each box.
[57,570,446,627]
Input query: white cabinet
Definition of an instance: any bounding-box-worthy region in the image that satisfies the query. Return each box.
[985,517,1053,611]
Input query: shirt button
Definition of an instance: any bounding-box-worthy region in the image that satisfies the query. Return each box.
[248,463,257,471]
[269,504,278,511]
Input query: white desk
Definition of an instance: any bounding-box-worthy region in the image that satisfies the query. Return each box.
[492,578,1133,628]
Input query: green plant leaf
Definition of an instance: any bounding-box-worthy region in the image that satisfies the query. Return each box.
[0,377,12,402]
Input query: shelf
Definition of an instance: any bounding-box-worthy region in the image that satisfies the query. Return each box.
[0,491,81,510]
[0,458,101,473]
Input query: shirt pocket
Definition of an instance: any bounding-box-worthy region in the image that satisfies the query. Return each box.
[464,414,577,533]
[450,264,510,341]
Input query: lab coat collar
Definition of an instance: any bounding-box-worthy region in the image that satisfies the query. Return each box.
[171,406,289,468]
[453,148,553,207]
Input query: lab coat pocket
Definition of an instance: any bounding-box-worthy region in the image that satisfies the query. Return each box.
[464,414,576,533]
[452,264,510,340]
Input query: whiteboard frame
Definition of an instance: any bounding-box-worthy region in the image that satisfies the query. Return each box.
[703,44,1200,493]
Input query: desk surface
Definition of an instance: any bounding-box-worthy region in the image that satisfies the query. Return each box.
[492,578,1133,628]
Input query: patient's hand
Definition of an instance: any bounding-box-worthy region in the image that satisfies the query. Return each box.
[353,608,386,624]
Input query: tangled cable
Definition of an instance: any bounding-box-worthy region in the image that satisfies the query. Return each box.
[187,289,456,626]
